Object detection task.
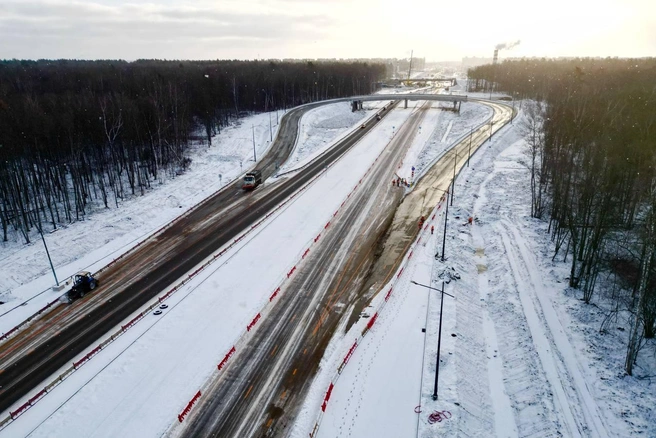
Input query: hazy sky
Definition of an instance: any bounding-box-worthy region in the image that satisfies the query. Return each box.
[1,0,654,61]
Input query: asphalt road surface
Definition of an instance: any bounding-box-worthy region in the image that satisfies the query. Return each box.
[180,101,431,437]
[0,100,390,414]
[179,100,512,438]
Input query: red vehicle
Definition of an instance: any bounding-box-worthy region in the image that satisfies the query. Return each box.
[242,170,262,190]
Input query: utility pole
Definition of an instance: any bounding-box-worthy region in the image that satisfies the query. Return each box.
[451,150,457,206]
[407,50,413,80]
[510,95,515,125]
[410,281,454,401]
[441,188,449,261]
[467,128,473,167]
[268,112,273,142]
[37,223,59,287]
[252,125,257,162]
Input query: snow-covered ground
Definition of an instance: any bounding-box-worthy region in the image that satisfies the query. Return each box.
[292,106,655,438]
[0,101,416,437]
[0,102,377,336]
[395,102,492,184]
[278,102,379,174]
[2,91,653,437]
[0,111,280,329]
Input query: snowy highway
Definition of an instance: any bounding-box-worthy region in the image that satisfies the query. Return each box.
[1,86,649,438]
[0,99,384,421]
[0,99,328,413]
[178,99,512,437]
[180,100,427,437]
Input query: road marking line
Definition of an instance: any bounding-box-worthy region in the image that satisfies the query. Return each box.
[244,385,254,398]
[293,368,297,376]
[270,344,278,356]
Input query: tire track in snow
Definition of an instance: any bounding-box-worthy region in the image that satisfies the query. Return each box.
[472,167,558,438]
[502,221,610,438]
[470,219,518,438]
[440,121,453,143]
[495,219,608,437]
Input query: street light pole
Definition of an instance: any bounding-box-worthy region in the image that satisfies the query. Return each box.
[252,125,257,162]
[467,128,472,167]
[37,223,59,286]
[441,188,449,261]
[451,150,456,206]
[511,95,515,124]
[434,282,445,400]
[410,280,454,401]
[268,112,273,142]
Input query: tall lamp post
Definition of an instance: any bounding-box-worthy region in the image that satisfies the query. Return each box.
[467,128,473,167]
[36,222,59,287]
[432,187,450,262]
[411,280,454,400]
[251,125,257,162]
[511,93,515,124]
[441,188,449,262]
[451,150,457,206]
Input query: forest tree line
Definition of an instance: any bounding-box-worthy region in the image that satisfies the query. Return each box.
[0,59,386,244]
[468,58,656,374]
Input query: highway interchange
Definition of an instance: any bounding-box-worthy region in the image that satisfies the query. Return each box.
[0,92,511,437]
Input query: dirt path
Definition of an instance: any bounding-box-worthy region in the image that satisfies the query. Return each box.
[357,101,511,312]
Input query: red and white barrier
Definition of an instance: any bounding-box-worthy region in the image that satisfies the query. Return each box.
[0,297,62,343]
[309,198,446,437]
[246,313,261,332]
[320,383,334,412]
[177,390,202,423]
[269,287,281,302]
[164,118,392,434]
[218,346,236,371]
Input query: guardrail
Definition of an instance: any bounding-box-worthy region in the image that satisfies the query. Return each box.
[166,120,392,433]
[307,200,445,437]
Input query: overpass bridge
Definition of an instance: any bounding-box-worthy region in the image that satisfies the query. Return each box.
[403,77,456,84]
[383,77,457,86]
[349,93,467,111]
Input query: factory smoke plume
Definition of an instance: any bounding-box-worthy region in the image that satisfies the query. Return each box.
[495,40,521,50]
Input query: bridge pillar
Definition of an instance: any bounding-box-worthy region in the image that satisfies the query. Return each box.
[352,100,363,111]
[404,99,408,109]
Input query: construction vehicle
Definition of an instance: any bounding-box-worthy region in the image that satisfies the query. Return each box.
[66,271,99,303]
[242,170,262,190]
